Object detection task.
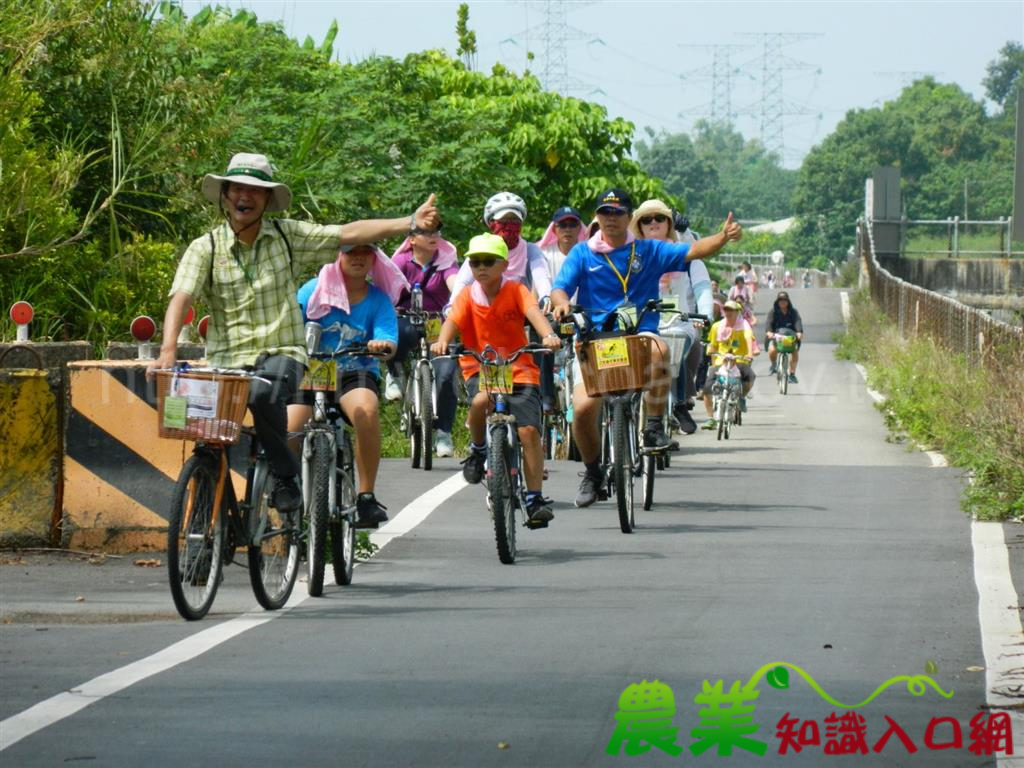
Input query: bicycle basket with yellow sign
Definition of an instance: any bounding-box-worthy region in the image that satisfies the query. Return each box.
[480,363,515,394]
[578,334,651,396]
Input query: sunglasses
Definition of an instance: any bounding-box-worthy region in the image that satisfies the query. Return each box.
[468,258,498,268]
[597,208,628,217]
[639,215,669,226]
[555,219,581,229]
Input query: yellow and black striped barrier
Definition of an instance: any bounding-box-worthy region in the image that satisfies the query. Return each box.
[64,362,248,552]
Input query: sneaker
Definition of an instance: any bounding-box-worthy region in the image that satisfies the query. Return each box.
[672,403,697,435]
[525,496,555,524]
[355,492,388,529]
[788,373,798,384]
[768,363,777,375]
[575,469,605,508]
[701,418,717,431]
[740,398,748,413]
[271,475,302,513]
[461,447,486,485]
[643,428,679,451]
[384,372,402,402]
[435,430,454,458]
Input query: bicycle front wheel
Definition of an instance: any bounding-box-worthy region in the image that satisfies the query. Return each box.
[167,454,225,621]
[247,463,300,610]
[716,395,727,441]
[331,437,357,585]
[417,362,434,471]
[306,432,331,597]
[779,353,789,395]
[610,399,636,533]
[487,424,517,564]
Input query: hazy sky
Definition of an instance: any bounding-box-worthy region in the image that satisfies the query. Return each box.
[179,0,1023,168]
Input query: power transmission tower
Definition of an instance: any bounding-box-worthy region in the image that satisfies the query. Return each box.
[739,33,821,160]
[679,45,753,125]
[502,0,597,96]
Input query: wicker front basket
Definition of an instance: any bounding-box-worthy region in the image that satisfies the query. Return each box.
[155,370,251,444]
[578,334,651,396]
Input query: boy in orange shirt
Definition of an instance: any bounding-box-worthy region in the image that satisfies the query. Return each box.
[432,233,562,523]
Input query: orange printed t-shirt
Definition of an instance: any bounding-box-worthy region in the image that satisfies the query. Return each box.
[448,280,540,385]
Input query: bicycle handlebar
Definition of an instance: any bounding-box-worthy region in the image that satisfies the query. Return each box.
[441,343,554,366]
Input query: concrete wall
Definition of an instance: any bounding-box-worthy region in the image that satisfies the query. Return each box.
[877,255,1024,310]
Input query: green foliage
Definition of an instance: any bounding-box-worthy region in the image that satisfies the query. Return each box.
[791,65,1012,264]
[637,121,797,224]
[983,41,1024,109]
[835,290,1024,520]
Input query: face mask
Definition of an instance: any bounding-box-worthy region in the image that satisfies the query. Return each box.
[489,220,522,249]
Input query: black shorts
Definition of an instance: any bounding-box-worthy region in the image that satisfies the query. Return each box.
[292,370,380,405]
[465,377,542,432]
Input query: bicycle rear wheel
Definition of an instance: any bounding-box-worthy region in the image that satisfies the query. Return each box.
[167,454,224,621]
[247,463,300,610]
[487,423,517,564]
[331,434,357,586]
[417,362,434,471]
[611,399,636,533]
[306,432,331,597]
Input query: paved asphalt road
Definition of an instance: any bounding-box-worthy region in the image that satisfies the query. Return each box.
[1,288,1021,766]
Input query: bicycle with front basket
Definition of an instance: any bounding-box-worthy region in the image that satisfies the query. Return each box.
[299,324,390,596]
[443,342,554,564]
[155,367,300,621]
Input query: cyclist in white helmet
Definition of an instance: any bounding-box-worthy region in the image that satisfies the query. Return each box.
[448,192,553,306]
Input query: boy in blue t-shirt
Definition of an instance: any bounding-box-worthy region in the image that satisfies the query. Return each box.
[287,244,399,528]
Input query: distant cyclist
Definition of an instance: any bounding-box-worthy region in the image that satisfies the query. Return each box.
[766,290,804,384]
[700,299,759,430]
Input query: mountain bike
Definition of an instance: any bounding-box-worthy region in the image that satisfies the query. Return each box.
[711,353,748,441]
[299,324,387,596]
[444,342,554,565]
[155,367,300,621]
[397,285,442,470]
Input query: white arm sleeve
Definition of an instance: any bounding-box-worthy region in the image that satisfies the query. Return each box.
[446,259,474,307]
[527,243,553,299]
[689,260,714,319]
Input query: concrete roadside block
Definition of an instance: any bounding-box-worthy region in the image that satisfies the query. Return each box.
[64,361,249,552]
[0,367,59,546]
[0,342,91,547]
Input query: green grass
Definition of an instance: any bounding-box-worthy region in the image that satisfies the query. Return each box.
[902,231,1024,258]
[835,290,1024,520]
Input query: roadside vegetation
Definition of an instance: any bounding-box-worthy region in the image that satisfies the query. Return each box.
[835,290,1024,521]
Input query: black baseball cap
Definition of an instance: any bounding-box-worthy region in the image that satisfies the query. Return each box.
[594,188,633,214]
[550,205,582,223]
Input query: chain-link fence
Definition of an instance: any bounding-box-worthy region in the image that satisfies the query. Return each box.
[858,219,1023,366]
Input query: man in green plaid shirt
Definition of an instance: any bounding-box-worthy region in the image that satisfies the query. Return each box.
[148,153,439,518]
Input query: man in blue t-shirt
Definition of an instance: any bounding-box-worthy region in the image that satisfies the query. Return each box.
[550,188,742,508]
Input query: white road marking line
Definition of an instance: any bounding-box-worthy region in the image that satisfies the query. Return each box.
[972,521,1024,765]
[0,473,468,753]
[854,363,886,404]
[840,290,850,323]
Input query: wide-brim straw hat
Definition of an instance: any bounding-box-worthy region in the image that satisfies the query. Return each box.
[630,199,676,240]
[201,153,292,213]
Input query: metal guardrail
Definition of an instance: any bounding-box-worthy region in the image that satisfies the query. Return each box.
[858,218,1023,366]
[896,216,1021,258]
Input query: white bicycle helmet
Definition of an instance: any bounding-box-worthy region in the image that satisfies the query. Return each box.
[483,192,527,223]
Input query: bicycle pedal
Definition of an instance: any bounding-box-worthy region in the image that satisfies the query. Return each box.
[524,519,549,530]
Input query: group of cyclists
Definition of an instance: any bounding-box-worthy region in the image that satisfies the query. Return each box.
[148,152,807,534]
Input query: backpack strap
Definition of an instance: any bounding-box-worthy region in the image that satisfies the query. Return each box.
[272,219,293,263]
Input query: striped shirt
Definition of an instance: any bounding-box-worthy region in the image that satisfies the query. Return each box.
[170,219,343,368]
